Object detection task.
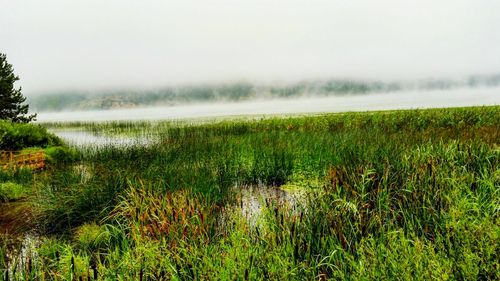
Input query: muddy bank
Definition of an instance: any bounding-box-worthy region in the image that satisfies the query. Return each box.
[0,201,36,236]
[1,200,40,277]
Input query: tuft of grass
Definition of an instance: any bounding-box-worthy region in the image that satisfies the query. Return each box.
[74,223,110,252]
[0,182,26,202]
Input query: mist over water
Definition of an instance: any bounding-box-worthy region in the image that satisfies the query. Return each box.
[37,87,500,122]
[2,1,499,121]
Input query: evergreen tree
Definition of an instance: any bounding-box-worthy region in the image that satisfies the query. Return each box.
[0,53,36,122]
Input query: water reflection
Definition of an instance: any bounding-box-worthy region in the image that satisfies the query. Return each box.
[231,184,308,226]
[51,129,153,148]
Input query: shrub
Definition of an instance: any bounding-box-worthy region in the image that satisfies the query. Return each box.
[44,146,79,164]
[0,120,62,150]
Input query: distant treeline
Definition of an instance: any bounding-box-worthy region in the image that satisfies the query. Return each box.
[28,74,500,111]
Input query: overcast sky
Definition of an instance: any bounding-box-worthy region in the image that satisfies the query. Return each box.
[1,0,499,94]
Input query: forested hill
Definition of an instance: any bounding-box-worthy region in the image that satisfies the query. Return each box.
[28,74,500,112]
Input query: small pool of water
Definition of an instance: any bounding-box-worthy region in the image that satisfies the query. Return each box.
[51,129,154,148]
[2,233,40,279]
[229,184,309,226]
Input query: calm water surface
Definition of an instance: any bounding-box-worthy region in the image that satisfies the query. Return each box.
[51,130,153,147]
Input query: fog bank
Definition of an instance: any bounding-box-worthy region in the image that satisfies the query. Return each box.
[2,0,500,93]
[36,87,500,122]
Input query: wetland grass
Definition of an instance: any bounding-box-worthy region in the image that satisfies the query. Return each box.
[0,106,499,280]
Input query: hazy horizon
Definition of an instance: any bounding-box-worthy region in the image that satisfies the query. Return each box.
[2,0,500,95]
[36,87,500,122]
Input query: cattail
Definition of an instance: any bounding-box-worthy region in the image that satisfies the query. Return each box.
[27,255,32,275]
[92,264,98,280]
[175,262,181,275]
[71,255,76,278]
[294,241,299,260]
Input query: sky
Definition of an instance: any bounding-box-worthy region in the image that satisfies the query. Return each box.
[1,0,499,94]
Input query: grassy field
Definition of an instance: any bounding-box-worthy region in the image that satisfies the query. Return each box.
[1,106,499,280]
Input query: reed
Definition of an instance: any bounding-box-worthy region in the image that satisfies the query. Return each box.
[1,106,498,280]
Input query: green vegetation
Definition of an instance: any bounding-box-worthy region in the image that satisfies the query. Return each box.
[43,146,79,164]
[1,106,499,280]
[0,182,26,202]
[0,120,62,150]
[0,53,36,123]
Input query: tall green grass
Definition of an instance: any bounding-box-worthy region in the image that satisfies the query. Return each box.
[1,106,498,279]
